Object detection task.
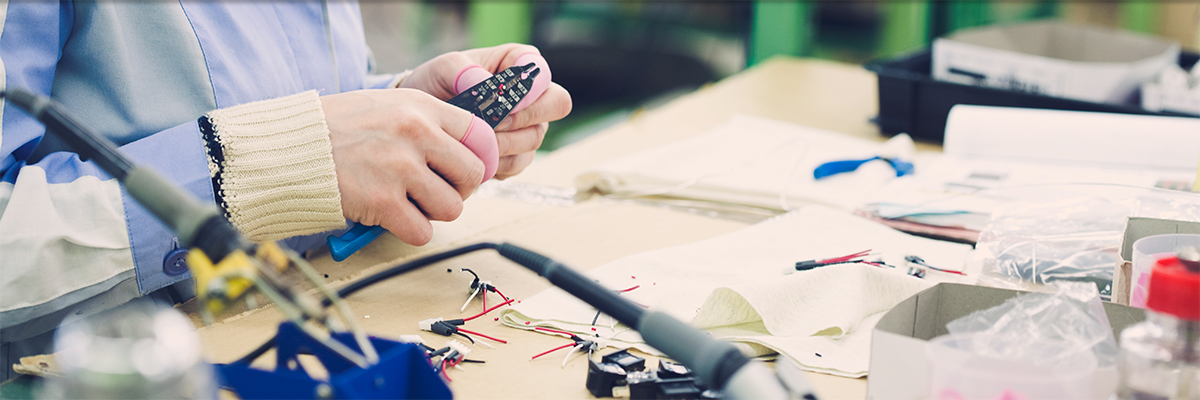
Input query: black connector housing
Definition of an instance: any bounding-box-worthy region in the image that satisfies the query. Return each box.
[602,349,646,372]
[586,359,628,398]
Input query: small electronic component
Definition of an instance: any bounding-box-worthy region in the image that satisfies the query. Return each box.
[458,268,510,312]
[418,298,514,346]
[603,349,646,372]
[793,249,885,272]
[904,255,966,276]
[585,350,720,399]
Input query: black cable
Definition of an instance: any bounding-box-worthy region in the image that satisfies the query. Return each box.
[234,242,500,364]
[453,331,476,344]
[428,346,450,359]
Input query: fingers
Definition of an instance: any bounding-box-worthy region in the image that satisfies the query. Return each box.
[495,122,547,157]
[428,129,487,198]
[379,197,435,246]
[405,169,467,221]
[494,152,536,180]
[454,65,492,95]
[496,82,572,132]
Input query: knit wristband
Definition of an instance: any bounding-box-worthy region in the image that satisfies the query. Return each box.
[201,90,346,242]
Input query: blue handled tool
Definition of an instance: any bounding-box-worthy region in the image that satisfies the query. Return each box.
[813,156,913,180]
[327,62,542,262]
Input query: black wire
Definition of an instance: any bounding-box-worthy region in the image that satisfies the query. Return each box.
[428,346,450,358]
[234,242,500,365]
[453,331,476,344]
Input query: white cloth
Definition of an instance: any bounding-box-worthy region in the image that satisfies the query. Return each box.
[499,205,971,377]
[574,114,918,212]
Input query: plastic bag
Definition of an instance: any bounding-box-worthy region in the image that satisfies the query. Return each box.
[977,196,1128,299]
[946,281,1118,369]
[978,189,1200,300]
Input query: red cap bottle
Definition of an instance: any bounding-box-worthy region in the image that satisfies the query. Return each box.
[1144,254,1200,322]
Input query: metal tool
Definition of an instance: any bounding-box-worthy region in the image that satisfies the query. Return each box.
[327,62,542,262]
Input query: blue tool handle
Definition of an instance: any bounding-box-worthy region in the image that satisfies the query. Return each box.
[327,223,386,262]
[886,158,914,177]
[813,157,879,180]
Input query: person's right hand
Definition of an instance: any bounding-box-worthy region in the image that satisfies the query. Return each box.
[319,88,485,246]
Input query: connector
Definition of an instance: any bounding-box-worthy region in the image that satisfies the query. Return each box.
[447,339,471,358]
[602,349,645,372]
[419,317,443,331]
[397,335,426,345]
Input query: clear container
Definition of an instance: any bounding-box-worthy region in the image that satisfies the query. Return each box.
[926,333,1098,400]
[1131,234,1200,308]
[1118,310,1200,399]
[39,301,215,399]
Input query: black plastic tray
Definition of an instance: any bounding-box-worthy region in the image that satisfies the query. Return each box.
[866,49,1200,143]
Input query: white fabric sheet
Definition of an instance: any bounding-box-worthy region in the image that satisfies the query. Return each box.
[499,205,972,377]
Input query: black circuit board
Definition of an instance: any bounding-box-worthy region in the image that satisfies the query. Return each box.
[447,62,541,128]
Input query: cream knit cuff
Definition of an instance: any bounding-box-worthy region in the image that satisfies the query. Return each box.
[389,69,414,89]
[202,90,346,242]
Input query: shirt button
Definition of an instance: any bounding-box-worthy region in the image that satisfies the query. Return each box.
[163,239,190,276]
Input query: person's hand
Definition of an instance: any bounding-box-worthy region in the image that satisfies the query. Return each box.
[320,89,485,246]
[401,43,572,179]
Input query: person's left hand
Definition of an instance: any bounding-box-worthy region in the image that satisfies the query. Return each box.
[401,43,572,179]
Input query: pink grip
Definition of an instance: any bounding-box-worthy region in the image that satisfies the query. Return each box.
[461,116,498,182]
[454,66,492,95]
[451,54,552,183]
[511,52,551,113]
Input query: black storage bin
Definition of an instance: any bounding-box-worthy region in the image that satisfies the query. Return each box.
[866,49,1200,144]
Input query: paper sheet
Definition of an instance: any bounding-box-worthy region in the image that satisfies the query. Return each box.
[498,205,972,377]
[944,105,1200,171]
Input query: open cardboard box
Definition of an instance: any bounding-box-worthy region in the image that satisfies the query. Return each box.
[933,21,1179,105]
[1112,217,1200,305]
[867,283,1146,400]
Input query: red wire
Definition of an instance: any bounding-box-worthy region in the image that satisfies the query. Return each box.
[440,359,451,382]
[821,249,871,264]
[530,343,575,360]
[534,327,575,336]
[492,287,510,302]
[463,298,515,321]
[458,328,507,344]
[617,285,640,293]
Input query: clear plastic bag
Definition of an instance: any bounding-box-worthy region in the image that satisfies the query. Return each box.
[977,189,1200,300]
[977,196,1129,299]
[946,281,1118,370]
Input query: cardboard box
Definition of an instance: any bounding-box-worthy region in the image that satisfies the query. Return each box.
[867,283,1146,400]
[1112,217,1200,305]
[933,21,1180,105]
